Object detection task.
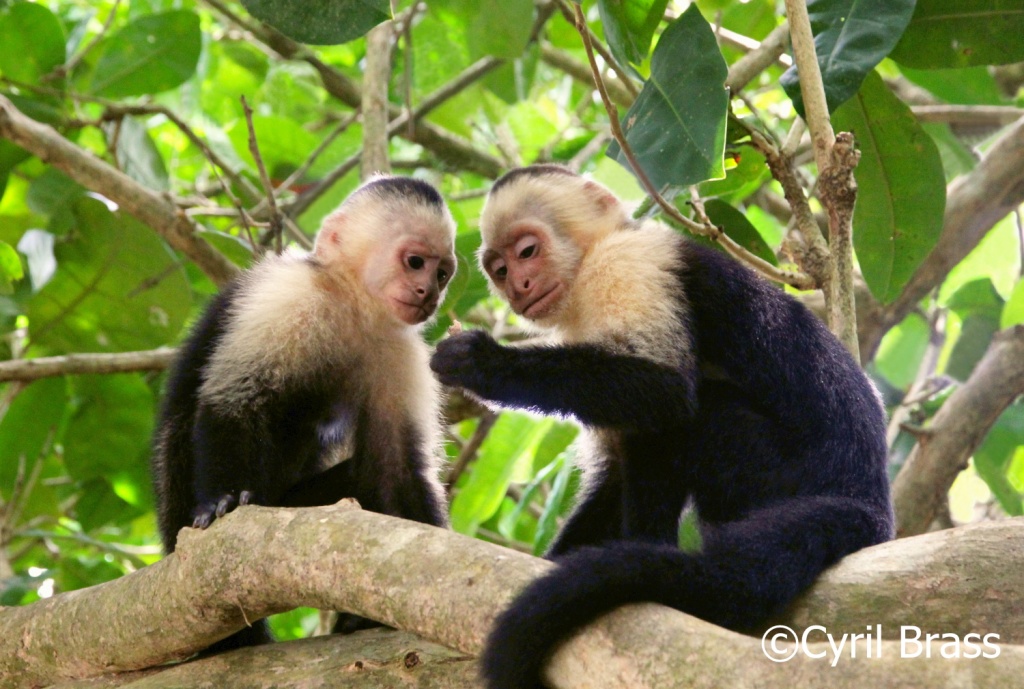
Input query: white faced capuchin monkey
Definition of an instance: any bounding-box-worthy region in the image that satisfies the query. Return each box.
[430,165,893,689]
[152,176,457,653]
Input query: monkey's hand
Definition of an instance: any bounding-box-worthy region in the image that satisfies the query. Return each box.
[430,330,503,391]
[192,490,255,529]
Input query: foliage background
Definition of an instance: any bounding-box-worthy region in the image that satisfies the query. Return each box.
[0,0,1022,641]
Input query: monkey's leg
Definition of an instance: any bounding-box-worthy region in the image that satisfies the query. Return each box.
[620,430,692,545]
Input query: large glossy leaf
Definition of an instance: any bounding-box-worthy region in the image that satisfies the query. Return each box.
[607,4,728,187]
[26,197,192,353]
[890,0,1024,69]
[0,377,66,518]
[874,313,929,390]
[944,279,1003,382]
[781,0,915,116]
[450,413,552,534]
[242,0,389,45]
[0,2,66,84]
[435,0,533,60]
[90,11,201,97]
[687,199,778,266]
[833,71,945,303]
[598,0,670,67]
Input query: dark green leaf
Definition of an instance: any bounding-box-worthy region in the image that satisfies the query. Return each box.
[945,279,1003,381]
[833,71,946,303]
[781,0,916,115]
[607,5,728,187]
[698,146,770,203]
[0,377,66,502]
[0,2,66,84]
[921,123,977,182]
[1002,279,1024,329]
[90,11,202,97]
[900,66,1004,105]
[598,0,670,66]
[73,478,144,531]
[27,168,85,216]
[26,197,192,353]
[484,46,538,104]
[242,0,390,45]
[534,455,575,555]
[890,0,1024,69]
[699,199,778,266]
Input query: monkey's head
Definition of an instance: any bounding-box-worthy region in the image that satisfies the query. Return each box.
[314,176,457,326]
[478,165,630,325]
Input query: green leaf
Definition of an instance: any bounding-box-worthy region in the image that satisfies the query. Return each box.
[1002,279,1024,329]
[64,375,155,483]
[450,413,552,534]
[874,313,929,389]
[105,117,169,192]
[698,146,769,202]
[939,213,1021,303]
[242,0,390,45]
[0,377,66,502]
[781,0,916,115]
[973,401,1024,516]
[26,197,192,353]
[0,239,22,294]
[833,71,946,303]
[607,5,728,187]
[0,2,66,85]
[890,0,1024,69]
[227,115,320,180]
[900,66,1004,106]
[690,199,778,266]
[90,10,202,98]
[598,0,670,67]
[944,279,1003,381]
[436,0,534,60]
[534,455,575,555]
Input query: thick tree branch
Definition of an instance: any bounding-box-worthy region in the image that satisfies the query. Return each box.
[2,504,1022,688]
[0,96,239,286]
[362,22,394,178]
[865,115,1024,357]
[892,325,1024,537]
[0,349,177,383]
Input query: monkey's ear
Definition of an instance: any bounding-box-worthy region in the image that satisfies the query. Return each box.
[314,213,347,259]
[583,181,619,213]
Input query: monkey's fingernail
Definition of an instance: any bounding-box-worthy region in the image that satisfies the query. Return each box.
[239,490,253,505]
[448,319,463,336]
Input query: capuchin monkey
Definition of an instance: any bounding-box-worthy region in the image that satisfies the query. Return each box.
[430,165,893,689]
[152,175,456,652]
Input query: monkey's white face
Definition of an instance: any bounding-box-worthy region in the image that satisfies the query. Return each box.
[364,230,456,326]
[480,222,574,321]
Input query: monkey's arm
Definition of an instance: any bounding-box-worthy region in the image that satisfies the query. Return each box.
[431,330,695,429]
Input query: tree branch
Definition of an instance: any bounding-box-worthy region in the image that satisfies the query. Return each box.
[2,504,1021,688]
[0,349,177,383]
[723,22,792,92]
[362,22,394,178]
[891,325,1024,537]
[0,96,239,286]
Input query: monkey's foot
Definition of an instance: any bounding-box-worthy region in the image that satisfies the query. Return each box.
[192,490,254,529]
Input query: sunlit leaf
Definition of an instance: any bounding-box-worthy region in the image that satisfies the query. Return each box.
[0,239,22,294]
[1002,279,1024,329]
[973,401,1024,516]
[90,10,201,97]
[0,2,66,84]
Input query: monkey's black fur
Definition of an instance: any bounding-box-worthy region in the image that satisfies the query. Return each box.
[152,179,449,653]
[432,238,893,689]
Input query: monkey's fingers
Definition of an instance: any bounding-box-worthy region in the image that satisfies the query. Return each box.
[192,505,216,529]
[239,490,254,506]
[215,494,238,519]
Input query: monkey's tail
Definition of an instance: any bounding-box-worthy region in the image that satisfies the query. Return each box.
[480,496,891,689]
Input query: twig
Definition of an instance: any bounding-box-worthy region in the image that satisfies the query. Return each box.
[783,0,835,170]
[445,412,498,494]
[0,95,239,286]
[556,0,639,100]
[910,105,1024,127]
[0,349,178,383]
[570,4,813,290]
[45,0,122,82]
[241,96,284,253]
[723,22,792,92]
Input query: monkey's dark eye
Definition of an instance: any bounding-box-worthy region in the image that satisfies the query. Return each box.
[495,265,507,279]
[437,269,449,284]
[407,256,425,270]
[519,244,536,259]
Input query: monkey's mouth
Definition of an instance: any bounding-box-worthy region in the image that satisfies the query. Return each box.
[521,284,563,319]
[392,298,435,324]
